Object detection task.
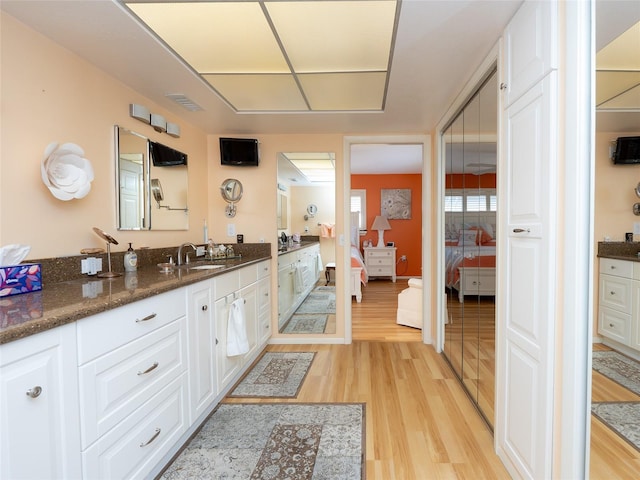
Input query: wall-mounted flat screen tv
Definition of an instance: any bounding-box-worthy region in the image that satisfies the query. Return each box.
[613,136,640,165]
[149,141,188,167]
[220,137,259,166]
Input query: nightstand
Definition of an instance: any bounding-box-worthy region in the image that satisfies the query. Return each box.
[364,247,396,282]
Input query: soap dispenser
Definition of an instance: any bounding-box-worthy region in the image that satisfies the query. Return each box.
[124,243,138,272]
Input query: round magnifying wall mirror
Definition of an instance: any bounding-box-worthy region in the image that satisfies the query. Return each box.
[220,178,243,203]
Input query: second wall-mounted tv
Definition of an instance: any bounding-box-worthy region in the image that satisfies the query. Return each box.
[149,140,188,167]
[220,137,259,166]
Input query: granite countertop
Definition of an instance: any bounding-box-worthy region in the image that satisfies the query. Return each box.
[0,254,270,345]
[597,241,640,262]
[277,241,319,255]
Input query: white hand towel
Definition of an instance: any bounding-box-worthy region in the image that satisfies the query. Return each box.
[227,298,249,356]
[294,266,304,293]
[316,252,323,272]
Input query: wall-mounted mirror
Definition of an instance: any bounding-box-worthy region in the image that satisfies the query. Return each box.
[277,152,336,335]
[115,126,189,230]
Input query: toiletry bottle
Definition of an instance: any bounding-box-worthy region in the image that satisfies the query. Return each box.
[124,243,138,272]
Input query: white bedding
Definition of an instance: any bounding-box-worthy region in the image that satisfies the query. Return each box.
[445,245,496,289]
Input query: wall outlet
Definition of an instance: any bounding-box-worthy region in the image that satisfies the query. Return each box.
[227,223,236,236]
[400,255,407,262]
[634,223,640,235]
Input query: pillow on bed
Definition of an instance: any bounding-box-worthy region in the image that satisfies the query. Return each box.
[468,226,493,245]
[457,229,478,246]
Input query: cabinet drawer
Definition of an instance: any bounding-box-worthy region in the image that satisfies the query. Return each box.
[77,289,185,364]
[368,257,393,266]
[368,250,393,259]
[598,307,631,345]
[214,270,240,300]
[82,375,188,480]
[79,319,187,448]
[599,274,632,313]
[257,260,271,279]
[369,266,393,276]
[600,258,633,278]
[239,263,258,287]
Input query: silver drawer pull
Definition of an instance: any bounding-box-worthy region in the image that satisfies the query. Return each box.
[139,428,161,447]
[137,362,159,376]
[136,313,157,323]
[26,386,42,398]
[513,228,530,233]
[610,266,616,269]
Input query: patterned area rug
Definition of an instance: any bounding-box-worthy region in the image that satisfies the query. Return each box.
[229,352,315,398]
[592,350,640,396]
[282,286,335,334]
[282,314,328,334]
[161,403,365,479]
[592,402,640,451]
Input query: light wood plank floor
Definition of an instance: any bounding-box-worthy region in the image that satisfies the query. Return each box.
[228,280,640,478]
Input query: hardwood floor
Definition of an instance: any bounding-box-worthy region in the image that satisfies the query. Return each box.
[226,279,509,478]
[590,343,640,479]
[229,280,640,478]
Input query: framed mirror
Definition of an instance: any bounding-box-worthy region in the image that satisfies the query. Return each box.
[115,126,189,230]
[276,152,336,335]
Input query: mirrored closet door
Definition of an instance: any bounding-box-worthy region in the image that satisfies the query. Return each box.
[443,69,497,426]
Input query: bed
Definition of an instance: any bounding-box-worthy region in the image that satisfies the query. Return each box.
[350,213,368,302]
[445,213,496,303]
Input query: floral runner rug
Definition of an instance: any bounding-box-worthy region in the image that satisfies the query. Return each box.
[591,402,640,451]
[160,403,365,479]
[229,352,315,398]
[592,350,640,396]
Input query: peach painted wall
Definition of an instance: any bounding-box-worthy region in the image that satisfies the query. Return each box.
[0,13,208,259]
[351,174,423,277]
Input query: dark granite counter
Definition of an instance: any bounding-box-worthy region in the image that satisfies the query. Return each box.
[277,240,319,256]
[597,241,640,262]
[0,246,271,345]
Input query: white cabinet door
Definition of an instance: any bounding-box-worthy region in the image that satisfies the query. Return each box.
[257,276,272,345]
[502,0,557,106]
[215,296,242,391]
[497,3,557,477]
[278,262,295,328]
[187,280,217,422]
[0,323,81,480]
[240,281,259,361]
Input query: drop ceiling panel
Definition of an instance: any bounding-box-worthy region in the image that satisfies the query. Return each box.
[266,0,396,73]
[203,74,308,111]
[128,2,289,73]
[300,72,387,111]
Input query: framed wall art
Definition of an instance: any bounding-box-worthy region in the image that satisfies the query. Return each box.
[381,188,411,219]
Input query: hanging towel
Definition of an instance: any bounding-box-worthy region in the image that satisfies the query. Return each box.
[227,298,249,356]
[316,252,323,272]
[320,223,335,238]
[294,266,305,293]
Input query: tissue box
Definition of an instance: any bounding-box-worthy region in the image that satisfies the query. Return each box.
[0,264,42,297]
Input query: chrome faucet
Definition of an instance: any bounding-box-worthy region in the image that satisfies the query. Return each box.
[177,242,197,266]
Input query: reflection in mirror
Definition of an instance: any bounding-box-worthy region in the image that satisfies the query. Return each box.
[442,69,497,427]
[115,126,189,230]
[276,152,336,334]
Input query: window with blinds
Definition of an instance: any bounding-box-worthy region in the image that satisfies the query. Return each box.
[445,189,496,212]
[350,189,367,229]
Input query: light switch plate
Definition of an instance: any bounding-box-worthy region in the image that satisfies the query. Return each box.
[227,223,236,236]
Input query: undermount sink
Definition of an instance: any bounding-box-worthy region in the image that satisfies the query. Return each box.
[188,264,225,270]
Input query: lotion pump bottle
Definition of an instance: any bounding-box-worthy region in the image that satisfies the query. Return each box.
[124,242,138,272]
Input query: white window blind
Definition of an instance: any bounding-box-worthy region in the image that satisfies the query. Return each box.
[350,190,367,229]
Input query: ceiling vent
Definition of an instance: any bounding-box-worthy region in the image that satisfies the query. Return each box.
[165,93,204,112]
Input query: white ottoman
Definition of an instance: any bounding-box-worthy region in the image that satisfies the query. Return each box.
[396,278,423,329]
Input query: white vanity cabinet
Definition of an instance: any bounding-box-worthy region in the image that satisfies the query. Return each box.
[277,244,320,328]
[598,258,640,355]
[0,323,82,480]
[187,278,217,423]
[77,289,189,480]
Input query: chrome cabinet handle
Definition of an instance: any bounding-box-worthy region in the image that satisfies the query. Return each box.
[137,362,159,376]
[513,228,530,233]
[202,305,208,311]
[26,386,42,398]
[139,428,161,447]
[136,313,157,323]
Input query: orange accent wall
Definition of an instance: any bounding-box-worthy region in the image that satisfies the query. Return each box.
[446,173,496,189]
[351,174,422,277]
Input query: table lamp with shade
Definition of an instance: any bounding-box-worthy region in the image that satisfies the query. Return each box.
[371,215,391,247]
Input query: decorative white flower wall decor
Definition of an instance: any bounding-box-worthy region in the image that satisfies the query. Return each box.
[41,142,94,201]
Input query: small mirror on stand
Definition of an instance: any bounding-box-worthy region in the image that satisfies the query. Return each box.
[92,227,122,278]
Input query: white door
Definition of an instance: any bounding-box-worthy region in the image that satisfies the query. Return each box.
[496,2,557,479]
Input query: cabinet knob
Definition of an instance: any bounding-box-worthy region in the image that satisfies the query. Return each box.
[610,291,615,296]
[609,323,615,327]
[500,82,507,90]
[202,305,208,311]
[26,386,42,398]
